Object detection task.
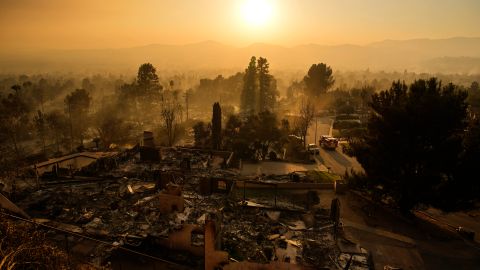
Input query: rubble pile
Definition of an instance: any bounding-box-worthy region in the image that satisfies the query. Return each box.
[183,192,227,220]
[222,207,275,262]
[231,187,315,211]
[88,148,237,181]
[18,178,214,240]
[221,205,338,268]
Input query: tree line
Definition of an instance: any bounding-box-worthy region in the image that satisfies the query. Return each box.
[193,57,337,159]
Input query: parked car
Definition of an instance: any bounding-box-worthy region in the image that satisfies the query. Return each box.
[307,143,320,154]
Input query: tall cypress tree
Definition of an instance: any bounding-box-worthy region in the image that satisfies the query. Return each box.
[212,102,222,150]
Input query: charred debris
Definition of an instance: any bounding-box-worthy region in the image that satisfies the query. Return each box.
[1,132,370,270]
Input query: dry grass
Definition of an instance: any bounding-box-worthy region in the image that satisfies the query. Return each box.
[0,217,69,270]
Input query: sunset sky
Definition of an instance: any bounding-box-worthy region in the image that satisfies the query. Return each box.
[1,0,479,50]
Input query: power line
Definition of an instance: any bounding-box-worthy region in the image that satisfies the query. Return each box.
[0,211,184,267]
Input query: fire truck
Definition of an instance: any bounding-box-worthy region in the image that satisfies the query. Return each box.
[319,135,338,150]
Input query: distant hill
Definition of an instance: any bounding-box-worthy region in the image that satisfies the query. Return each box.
[1,37,480,74]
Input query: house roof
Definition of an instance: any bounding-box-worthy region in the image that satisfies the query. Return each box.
[34,151,118,169]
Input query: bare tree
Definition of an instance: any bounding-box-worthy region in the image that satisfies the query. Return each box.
[295,100,316,148]
[64,89,91,148]
[160,93,183,146]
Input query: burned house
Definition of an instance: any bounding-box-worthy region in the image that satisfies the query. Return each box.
[34,151,119,178]
[2,143,370,270]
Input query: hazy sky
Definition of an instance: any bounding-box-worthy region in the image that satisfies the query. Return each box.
[1,0,479,50]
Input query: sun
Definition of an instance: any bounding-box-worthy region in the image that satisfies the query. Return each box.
[241,0,274,27]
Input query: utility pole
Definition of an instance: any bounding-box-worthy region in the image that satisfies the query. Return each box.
[314,116,318,146]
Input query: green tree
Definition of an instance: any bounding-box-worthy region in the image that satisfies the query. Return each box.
[255,111,281,158]
[443,117,480,210]
[303,63,335,98]
[238,115,260,159]
[133,63,163,126]
[223,114,255,159]
[212,102,222,150]
[346,78,469,212]
[0,86,31,160]
[241,56,258,115]
[32,81,46,112]
[193,73,243,108]
[467,81,480,113]
[223,112,282,160]
[33,110,47,154]
[257,57,277,112]
[65,89,92,148]
[137,63,160,94]
[193,121,210,148]
[223,114,242,146]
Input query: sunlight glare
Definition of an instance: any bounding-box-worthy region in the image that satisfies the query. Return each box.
[241,0,274,27]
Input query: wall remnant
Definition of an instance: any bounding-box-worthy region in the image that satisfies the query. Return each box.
[158,184,184,214]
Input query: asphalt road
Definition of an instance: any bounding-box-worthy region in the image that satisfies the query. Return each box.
[306,116,363,175]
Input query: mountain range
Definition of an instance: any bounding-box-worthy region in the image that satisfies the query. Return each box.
[1,37,480,74]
